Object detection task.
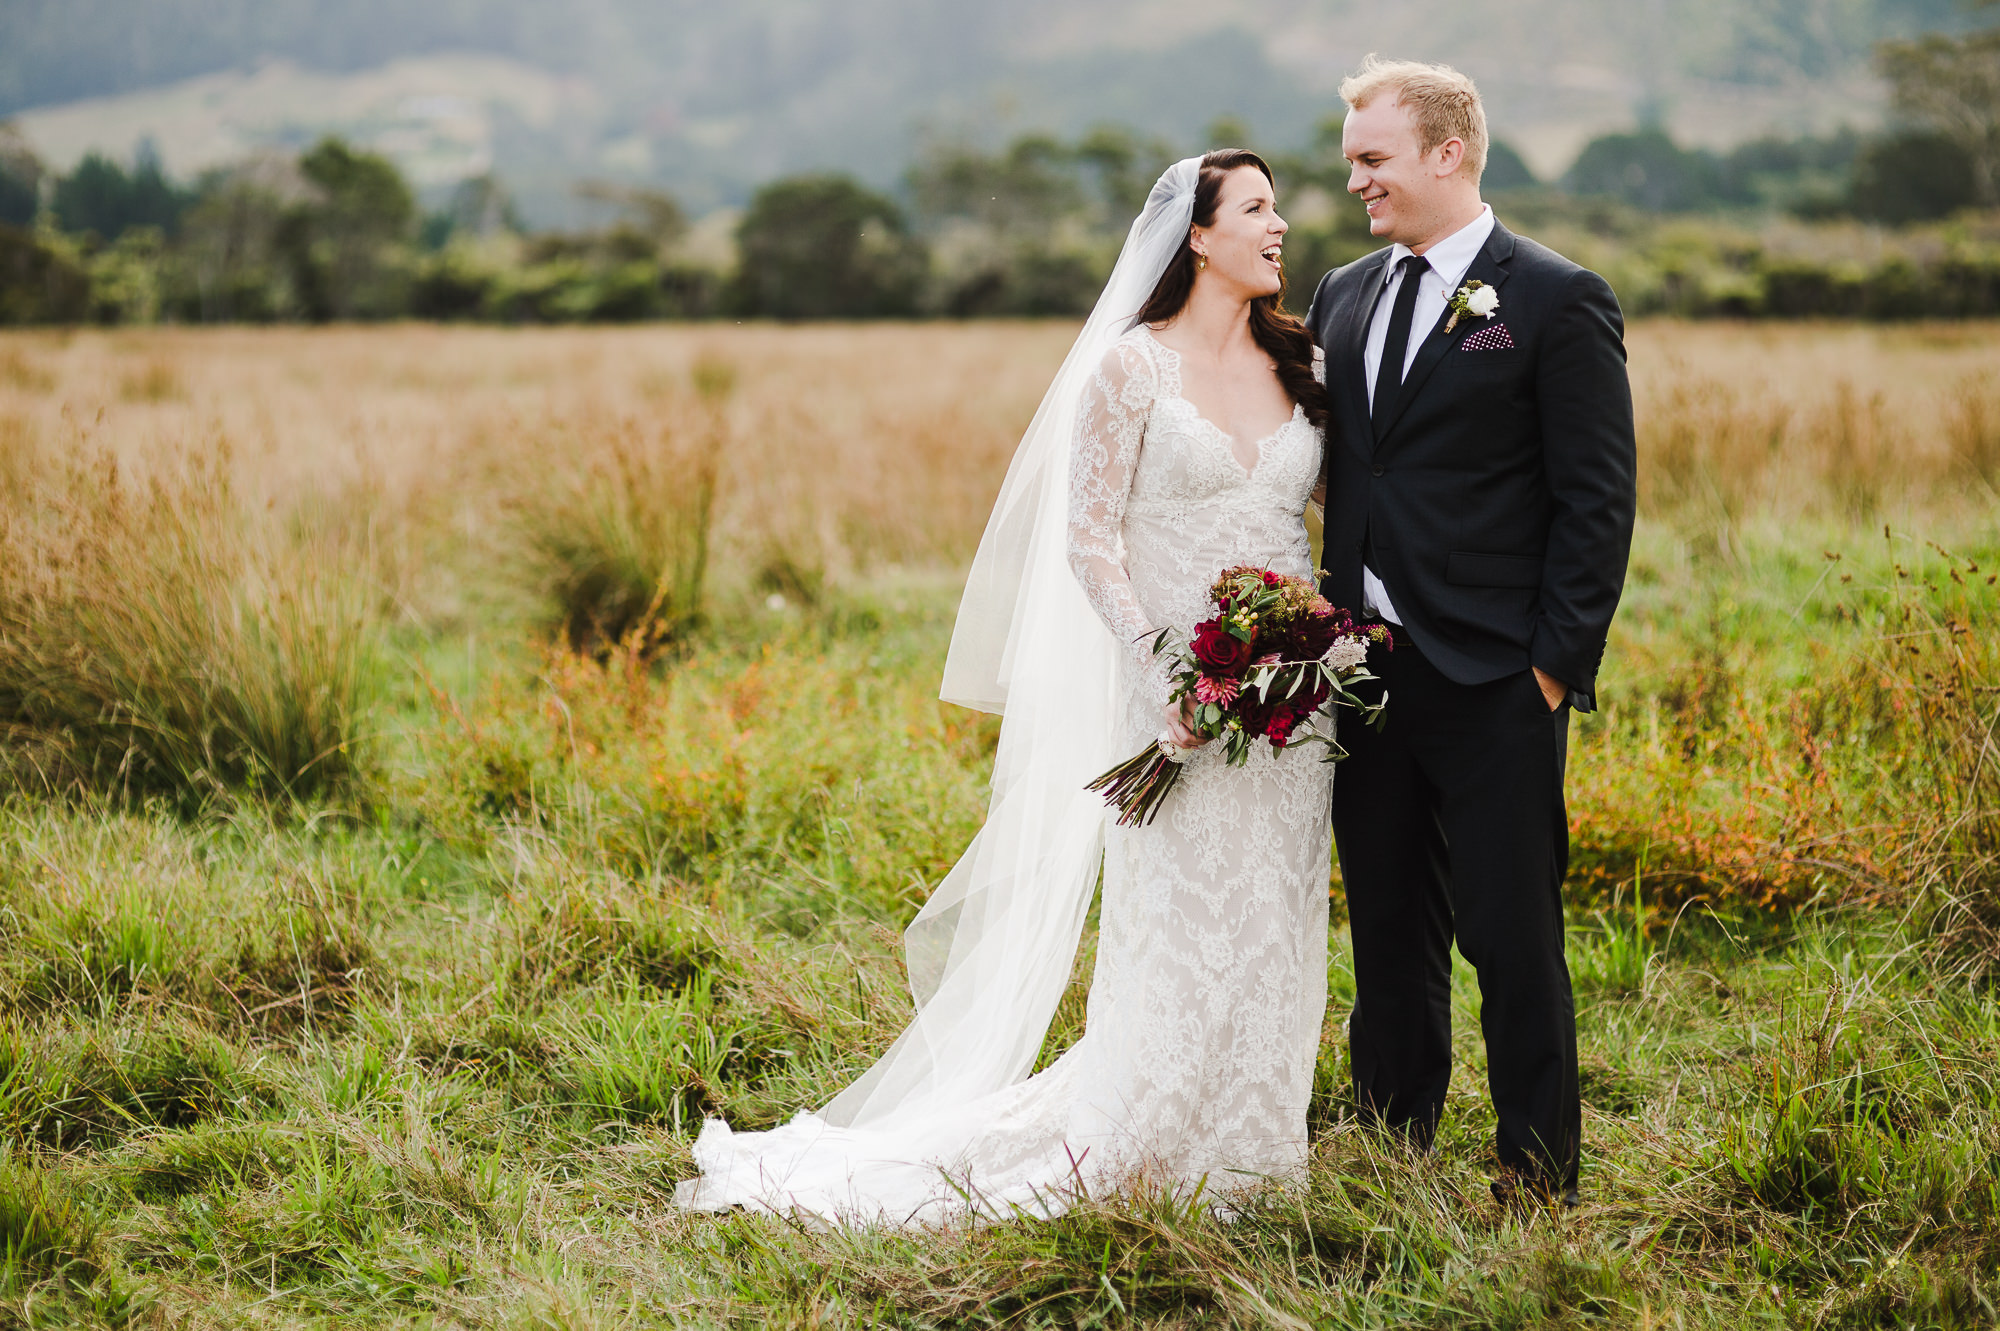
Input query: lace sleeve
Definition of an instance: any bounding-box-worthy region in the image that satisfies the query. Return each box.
[1067,339,1171,706]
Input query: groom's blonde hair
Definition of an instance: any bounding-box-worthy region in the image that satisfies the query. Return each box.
[1339,55,1489,184]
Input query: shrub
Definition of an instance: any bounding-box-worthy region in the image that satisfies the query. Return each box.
[517,361,730,654]
[0,444,380,804]
[0,148,35,229]
[1846,130,1978,224]
[938,242,1102,317]
[50,147,192,242]
[407,240,500,319]
[0,225,91,325]
[284,137,415,321]
[731,175,928,319]
[1564,128,1735,213]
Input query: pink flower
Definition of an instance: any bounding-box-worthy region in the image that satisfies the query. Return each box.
[1194,674,1240,705]
[1254,652,1282,666]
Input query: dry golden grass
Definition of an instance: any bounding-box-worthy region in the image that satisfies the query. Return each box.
[0,442,378,802]
[1628,321,2000,525]
[0,324,1071,597]
[0,318,1992,803]
[2,321,1993,585]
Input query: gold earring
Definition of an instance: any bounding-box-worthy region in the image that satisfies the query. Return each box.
[1196,254,1207,271]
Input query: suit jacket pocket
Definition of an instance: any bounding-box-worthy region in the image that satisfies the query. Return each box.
[1445,346,1525,382]
[1447,551,1544,588]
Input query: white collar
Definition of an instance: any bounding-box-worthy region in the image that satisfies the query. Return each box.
[1384,204,1495,289]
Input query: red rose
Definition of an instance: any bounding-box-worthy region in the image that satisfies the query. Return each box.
[1261,570,1282,586]
[1191,621,1253,673]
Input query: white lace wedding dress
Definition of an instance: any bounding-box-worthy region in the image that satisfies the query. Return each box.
[678,326,1332,1224]
[1058,327,1332,1196]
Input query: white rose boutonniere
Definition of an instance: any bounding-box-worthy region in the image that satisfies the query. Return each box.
[1445,279,1500,334]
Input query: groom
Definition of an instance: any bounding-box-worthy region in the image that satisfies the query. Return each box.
[1305,57,1636,1203]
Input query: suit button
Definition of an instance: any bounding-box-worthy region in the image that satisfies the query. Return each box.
[1371,465,1384,477]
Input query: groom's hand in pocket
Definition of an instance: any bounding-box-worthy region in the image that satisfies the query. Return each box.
[1532,667,1568,712]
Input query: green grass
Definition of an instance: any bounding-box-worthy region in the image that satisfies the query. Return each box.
[0,510,1997,1327]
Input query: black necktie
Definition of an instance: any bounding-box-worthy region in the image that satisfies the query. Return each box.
[1370,254,1429,438]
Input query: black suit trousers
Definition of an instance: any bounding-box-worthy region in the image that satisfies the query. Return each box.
[1333,639,1580,1190]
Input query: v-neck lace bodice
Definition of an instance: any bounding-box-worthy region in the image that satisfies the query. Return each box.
[1139,328,1308,475]
[1066,324,1325,714]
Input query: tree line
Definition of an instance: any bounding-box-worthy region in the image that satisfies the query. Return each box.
[2,20,1997,325]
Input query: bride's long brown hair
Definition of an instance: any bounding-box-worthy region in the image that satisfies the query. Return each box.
[1134,149,1329,432]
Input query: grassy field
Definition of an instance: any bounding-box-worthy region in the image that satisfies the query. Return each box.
[1,321,1998,1328]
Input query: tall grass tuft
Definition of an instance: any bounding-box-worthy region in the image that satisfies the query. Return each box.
[1944,371,2000,488]
[1862,535,2000,967]
[1723,981,1893,1218]
[519,357,731,655]
[0,443,379,804]
[1569,866,1657,995]
[0,1154,102,1290]
[1638,371,1790,525]
[1814,381,1896,521]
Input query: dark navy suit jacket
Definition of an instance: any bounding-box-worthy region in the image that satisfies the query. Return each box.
[1305,221,1636,709]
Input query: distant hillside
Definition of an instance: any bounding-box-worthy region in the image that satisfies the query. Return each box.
[1,0,1972,221]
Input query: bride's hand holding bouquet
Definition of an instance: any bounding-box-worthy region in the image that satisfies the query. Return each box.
[1091,565,1392,827]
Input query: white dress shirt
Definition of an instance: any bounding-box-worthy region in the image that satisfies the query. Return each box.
[1359,204,1496,625]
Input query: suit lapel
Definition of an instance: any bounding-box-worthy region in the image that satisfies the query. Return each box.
[1372,222,1517,447]
[1338,252,1389,461]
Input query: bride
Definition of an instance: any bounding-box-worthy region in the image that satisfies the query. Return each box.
[679,150,1335,1224]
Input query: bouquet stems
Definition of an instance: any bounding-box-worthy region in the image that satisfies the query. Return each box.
[1086,745,1185,828]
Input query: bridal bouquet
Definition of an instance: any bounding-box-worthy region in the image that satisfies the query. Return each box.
[1087,567,1392,827]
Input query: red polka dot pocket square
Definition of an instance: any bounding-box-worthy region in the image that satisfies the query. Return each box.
[1459,322,1515,351]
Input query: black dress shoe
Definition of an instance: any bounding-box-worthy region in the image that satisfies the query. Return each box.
[1491,1177,1580,1210]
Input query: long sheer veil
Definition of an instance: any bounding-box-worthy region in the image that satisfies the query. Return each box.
[677,162,1204,1217]
[816,158,1202,1129]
